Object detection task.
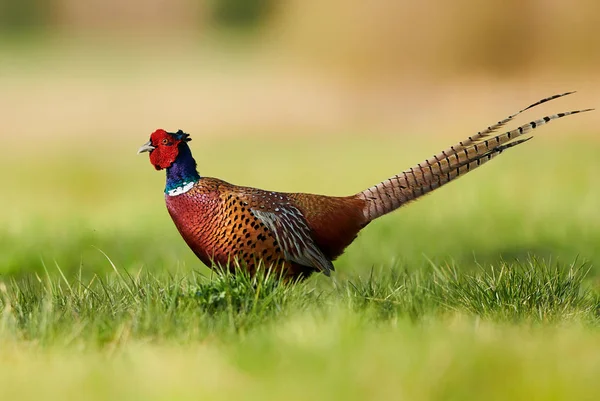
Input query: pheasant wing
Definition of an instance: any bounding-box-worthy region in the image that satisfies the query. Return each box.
[251,206,334,276]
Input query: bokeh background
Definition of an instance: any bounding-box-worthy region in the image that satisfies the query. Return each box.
[1,0,599,278]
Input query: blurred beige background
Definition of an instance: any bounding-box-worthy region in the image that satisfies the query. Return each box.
[0,0,599,278]
[1,0,598,144]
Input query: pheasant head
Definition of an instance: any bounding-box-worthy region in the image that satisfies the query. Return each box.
[138,129,200,194]
[138,129,193,170]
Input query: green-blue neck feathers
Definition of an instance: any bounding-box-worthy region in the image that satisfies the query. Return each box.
[165,142,200,195]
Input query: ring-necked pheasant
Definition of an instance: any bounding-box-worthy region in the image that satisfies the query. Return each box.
[139,92,592,279]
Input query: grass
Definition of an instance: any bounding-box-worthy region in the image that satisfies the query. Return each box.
[2,132,600,400]
[2,259,596,344]
[1,262,599,400]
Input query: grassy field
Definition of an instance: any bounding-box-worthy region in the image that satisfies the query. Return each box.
[2,129,600,400]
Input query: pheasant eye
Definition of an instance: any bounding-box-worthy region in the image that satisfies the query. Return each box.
[162,138,170,145]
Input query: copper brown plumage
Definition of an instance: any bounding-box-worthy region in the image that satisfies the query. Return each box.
[138,92,592,280]
[164,179,365,278]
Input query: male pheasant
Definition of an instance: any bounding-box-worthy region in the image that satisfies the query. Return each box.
[139,92,591,279]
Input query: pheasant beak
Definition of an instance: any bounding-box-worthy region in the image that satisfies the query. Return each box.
[137,141,156,154]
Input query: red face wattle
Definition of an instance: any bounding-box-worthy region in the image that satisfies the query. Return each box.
[139,129,184,170]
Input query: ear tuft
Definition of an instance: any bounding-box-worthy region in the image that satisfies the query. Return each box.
[173,129,192,142]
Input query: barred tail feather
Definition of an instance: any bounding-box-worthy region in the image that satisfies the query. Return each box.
[357,105,593,222]
[439,92,575,158]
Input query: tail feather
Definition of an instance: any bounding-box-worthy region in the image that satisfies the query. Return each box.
[357,96,592,222]
[439,91,575,158]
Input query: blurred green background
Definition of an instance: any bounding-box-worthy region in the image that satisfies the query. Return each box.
[0,0,598,279]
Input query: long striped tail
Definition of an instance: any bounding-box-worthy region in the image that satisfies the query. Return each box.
[357,92,593,222]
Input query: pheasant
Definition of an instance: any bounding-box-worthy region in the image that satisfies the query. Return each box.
[139,92,591,279]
